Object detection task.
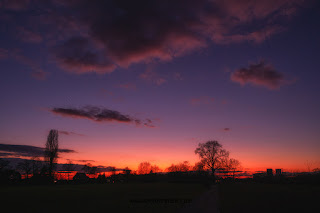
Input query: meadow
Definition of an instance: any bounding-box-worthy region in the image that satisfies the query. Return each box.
[218,183,320,213]
[2,182,319,213]
[1,183,207,213]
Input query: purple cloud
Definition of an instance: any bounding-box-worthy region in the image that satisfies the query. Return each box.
[52,37,115,74]
[0,0,307,74]
[230,61,293,89]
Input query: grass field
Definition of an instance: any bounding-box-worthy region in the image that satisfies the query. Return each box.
[218,183,320,213]
[1,183,208,213]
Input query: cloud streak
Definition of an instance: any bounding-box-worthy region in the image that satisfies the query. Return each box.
[230,61,293,89]
[0,144,75,158]
[58,130,86,137]
[50,106,155,127]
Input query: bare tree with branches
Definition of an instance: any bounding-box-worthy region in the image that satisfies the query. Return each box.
[150,165,162,173]
[193,162,205,173]
[166,161,190,172]
[195,140,229,182]
[305,160,315,172]
[137,162,152,174]
[226,158,241,179]
[45,129,59,178]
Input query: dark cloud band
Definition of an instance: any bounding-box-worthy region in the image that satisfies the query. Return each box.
[50,106,155,127]
[0,144,75,158]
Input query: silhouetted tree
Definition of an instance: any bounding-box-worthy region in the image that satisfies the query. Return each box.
[305,160,315,172]
[195,140,229,182]
[178,161,190,172]
[45,129,59,178]
[226,158,241,179]
[193,162,205,172]
[166,161,190,172]
[167,164,178,172]
[138,162,152,174]
[17,160,32,180]
[150,165,162,173]
[137,162,161,174]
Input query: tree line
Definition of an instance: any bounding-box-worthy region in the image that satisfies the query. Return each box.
[1,129,242,184]
[136,141,241,181]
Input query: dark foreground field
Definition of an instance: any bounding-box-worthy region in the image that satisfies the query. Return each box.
[1,183,207,213]
[219,183,320,213]
[2,182,319,213]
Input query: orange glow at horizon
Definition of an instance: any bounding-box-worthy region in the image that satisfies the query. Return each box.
[59,150,319,173]
[56,136,320,173]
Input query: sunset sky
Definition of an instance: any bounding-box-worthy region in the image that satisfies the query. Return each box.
[0,0,319,172]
